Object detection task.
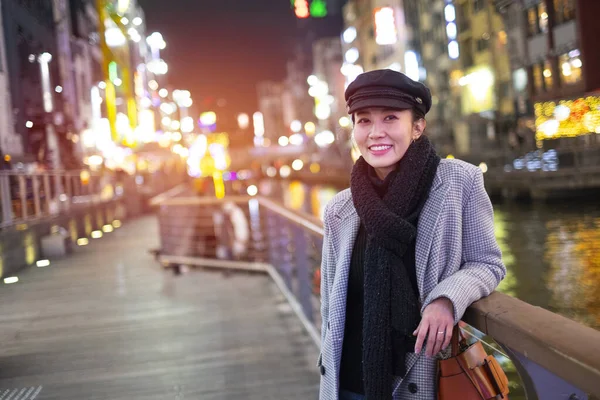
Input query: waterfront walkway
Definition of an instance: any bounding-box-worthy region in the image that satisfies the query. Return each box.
[0,216,319,400]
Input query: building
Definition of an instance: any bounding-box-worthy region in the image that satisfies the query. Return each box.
[0,3,23,161]
[1,0,70,169]
[257,81,286,144]
[497,0,600,152]
[312,37,345,133]
[449,0,514,160]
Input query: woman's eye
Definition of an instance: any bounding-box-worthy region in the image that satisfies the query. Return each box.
[357,118,370,124]
[385,115,398,121]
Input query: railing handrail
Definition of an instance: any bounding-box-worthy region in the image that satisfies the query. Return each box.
[156,192,600,397]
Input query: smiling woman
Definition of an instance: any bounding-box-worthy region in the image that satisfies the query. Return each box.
[319,69,507,400]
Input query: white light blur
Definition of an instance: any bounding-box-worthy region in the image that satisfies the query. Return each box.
[253,112,265,136]
[345,48,360,64]
[146,32,166,50]
[343,26,357,44]
[404,51,420,81]
[446,22,457,40]
[247,185,258,196]
[133,17,142,26]
[339,116,351,128]
[55,85,63,93]
[292,159,304,171]
[309,81,329,98]
[278,136,289,146]
[307,75,319,86]
[540,119,559,137]
[158,88,168,98]
[113,78,122,86]
[290,120,302,133]
[448,41,460,59]
[554,105,570,121]
[182,98,193,108]
[38,53,53,113]
[160,102,174,114]
[148,80,159,90]
[105,27,126,47]
[4,277,18,284]
[279,165,291,178]
[479,162,488,174]
[181,116,195,133]
[77,238,89,246]
[161,116,172,126]
[315,103,331,120]
[36,259,50,267]
[200,111,217,126]
[25,121,33,128]
[140,97,152,108]
[121,17,129,25]
[98,81,107,89]
[289,133,304,146]
[237,113,250,129]
[147,59,168,75]
[266,166,277,177]
[170,120,181,130]
[374,7,397,45]
[444,4,456,22]
[91,230,103,239]
[314,130,335,148]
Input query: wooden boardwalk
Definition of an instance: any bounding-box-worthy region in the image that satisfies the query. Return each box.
[0,216,319,400]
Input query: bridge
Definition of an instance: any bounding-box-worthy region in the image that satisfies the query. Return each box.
[1,171,599,399]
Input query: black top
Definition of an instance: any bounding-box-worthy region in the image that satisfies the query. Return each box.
[339,168,420,395]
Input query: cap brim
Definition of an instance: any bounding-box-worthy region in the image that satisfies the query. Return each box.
[347,98,413,114]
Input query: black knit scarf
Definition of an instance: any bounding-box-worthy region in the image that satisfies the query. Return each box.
[350,136,440,399]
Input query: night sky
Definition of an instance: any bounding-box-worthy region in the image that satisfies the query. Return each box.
[139,0,344,130]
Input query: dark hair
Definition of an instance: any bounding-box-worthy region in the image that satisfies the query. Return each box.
[411,109,425,123]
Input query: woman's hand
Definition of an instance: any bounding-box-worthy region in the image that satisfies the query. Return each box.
[413,297,454,357]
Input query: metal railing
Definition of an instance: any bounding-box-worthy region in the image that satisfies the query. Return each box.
[0,170,111,229]
[152,193,600,400]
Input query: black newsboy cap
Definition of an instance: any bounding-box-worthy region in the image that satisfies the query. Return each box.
[345,69,432,116]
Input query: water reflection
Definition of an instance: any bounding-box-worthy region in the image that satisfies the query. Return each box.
[288,181,600,330]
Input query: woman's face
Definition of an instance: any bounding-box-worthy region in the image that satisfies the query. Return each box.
[353,107,426,179]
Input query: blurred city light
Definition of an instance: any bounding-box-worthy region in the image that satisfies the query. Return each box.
[278,136,289,147]
[160,102,174,114]
[77,238,89,246]
[253,112,265,136]
[307,75,319,86]
[479,162,488,173]
[292,159,304,171]
[3,277,19,284]
[343,27,357,44]
[105,27,126,47]
[158,88,168,98]
[290,120,302,133]
[25,121,33,128]
[36,260,50,268]
[247,185,258,196]
[305,122,316,136]
[279,165,291,178]
[294,0,310,18]
[55,85,63,93]
[237,113,250,129]
[266,166,277,177]
[339,116,351,128]
[181,116,195,133]
[404,51,419,81]
[133,17,142,26]
[147,59,168,75]
[310,163,321,173]
[315,130,335,147]
[289,133,304,146]
[345,48,359,64]
[200,111,217,126]
[374,7,397,45]
[146,32,166,50]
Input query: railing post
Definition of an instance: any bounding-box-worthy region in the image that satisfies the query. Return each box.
[293,225,313,323]
[18,175,27,219]
[43,174,51,214]
[0,174,12,224]
[32,175,42,217]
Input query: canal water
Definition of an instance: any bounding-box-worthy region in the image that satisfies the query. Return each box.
[269,179,600,331]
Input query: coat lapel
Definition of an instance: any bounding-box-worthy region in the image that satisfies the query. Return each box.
[416,170,449,303]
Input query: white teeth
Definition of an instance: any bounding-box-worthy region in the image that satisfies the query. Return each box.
[370,145,392,151]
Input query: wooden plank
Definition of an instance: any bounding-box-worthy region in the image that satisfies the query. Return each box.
[0,216,319,399]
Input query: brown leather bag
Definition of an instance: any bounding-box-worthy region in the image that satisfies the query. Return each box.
[438,325,510,400]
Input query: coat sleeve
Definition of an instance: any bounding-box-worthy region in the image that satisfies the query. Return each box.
[319,202,334,357]
[421,168,506,324]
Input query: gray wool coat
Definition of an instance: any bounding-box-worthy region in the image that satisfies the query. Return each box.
[318,159,506,399]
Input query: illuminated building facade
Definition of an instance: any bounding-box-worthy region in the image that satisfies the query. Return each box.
[1,0,69,168]
[449,0,513,158]
[0,3,23,159]
[497,0,600,148]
